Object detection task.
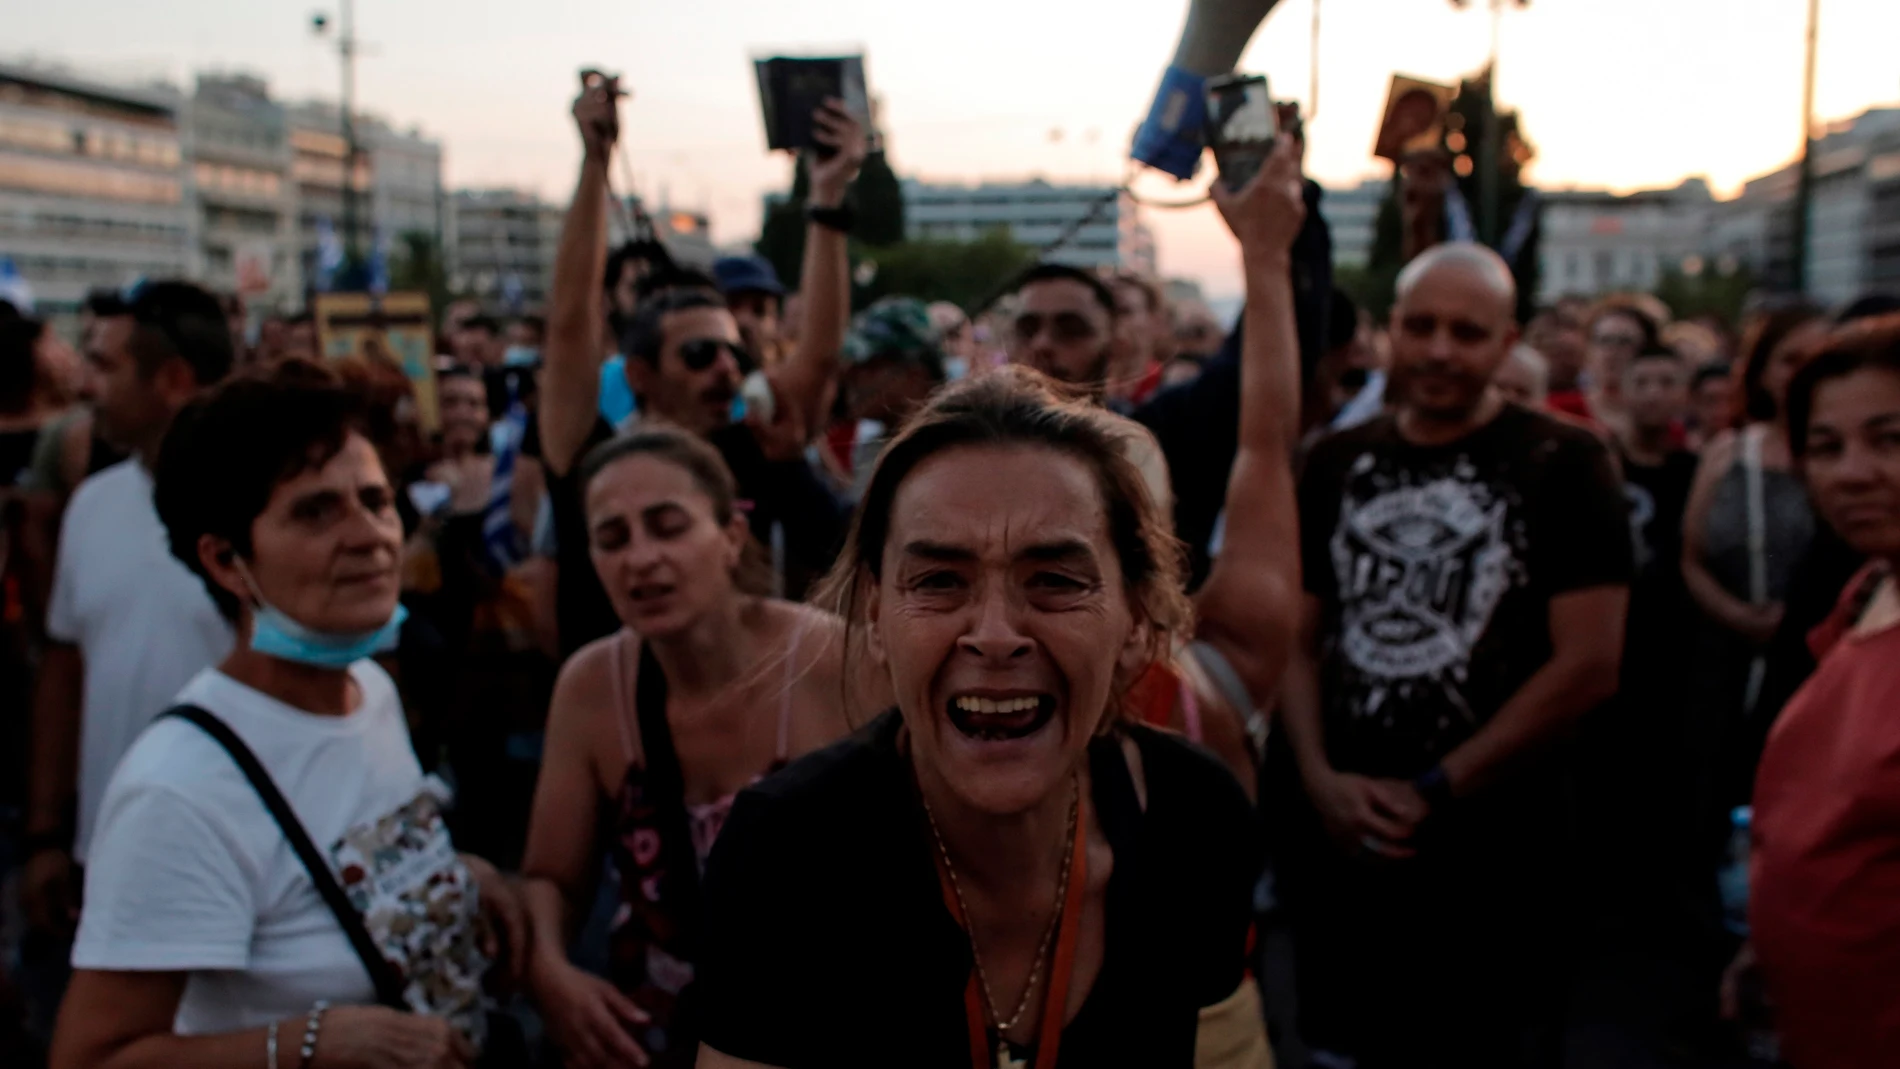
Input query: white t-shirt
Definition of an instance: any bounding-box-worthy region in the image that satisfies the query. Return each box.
[72,662,490,1039]
[45,459,234,861]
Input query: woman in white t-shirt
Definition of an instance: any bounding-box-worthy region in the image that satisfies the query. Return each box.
[51,361,527,1069]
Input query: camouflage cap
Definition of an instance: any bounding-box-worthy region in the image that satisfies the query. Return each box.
[842,297,946,378]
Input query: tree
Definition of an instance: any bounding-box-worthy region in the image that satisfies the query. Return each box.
[853,149,906,248]
[756,156,812,289]
[389,231,452,326]
[1655,261,1755,326]
[851,230,1035,313]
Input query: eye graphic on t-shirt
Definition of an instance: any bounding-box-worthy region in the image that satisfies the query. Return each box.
[1330,475,1518,685]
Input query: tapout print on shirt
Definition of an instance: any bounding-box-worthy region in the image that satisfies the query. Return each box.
[1329,454,1526,739]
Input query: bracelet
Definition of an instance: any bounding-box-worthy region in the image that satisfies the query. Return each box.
[266,1020,279,1069]
[299,1001,329,1069]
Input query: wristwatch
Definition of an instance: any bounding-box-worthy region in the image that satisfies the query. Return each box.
[805,201,856,234]
[1413,765,1455,809]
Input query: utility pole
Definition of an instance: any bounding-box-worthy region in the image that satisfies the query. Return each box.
[313,2,361,268]
[1792,0,1819,292]
[1476,0,1509,247]
[1309,0,1321,121]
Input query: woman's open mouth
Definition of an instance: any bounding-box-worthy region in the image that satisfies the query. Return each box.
[946,694,1055,742]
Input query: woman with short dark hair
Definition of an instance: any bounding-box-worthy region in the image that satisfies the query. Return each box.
[691,139,1311,1069]
[51,361,525,1069]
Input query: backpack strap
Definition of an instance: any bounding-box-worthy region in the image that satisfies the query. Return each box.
[162,704,409,1011]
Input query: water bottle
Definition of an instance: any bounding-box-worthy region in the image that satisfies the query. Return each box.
[1719,806,1752,937]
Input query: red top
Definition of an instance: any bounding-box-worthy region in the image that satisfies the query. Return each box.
[1752,565,1900,1069]
[1546,388,1593,421]
[1125,361,1165,407]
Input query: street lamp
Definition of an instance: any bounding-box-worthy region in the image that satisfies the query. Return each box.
[311,3,360,267]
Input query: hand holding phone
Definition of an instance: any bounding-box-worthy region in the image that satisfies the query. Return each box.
[1203,74,1278,192]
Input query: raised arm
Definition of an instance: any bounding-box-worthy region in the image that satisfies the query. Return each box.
[1190,138,1308,710]
[766,102,866,442]
[540,74,621,478]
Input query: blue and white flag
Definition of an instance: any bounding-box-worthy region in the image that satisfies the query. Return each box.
[0,257,33,312]
[314,217,346,292]
[368,226,390,295]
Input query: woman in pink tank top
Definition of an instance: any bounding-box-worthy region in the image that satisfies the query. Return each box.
[518,427,864,1069]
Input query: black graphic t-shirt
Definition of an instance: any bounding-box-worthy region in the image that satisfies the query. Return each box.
[1299,405,1632,778]
[1618,449,1698,700]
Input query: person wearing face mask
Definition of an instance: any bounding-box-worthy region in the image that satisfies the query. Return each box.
[689,138,1310,1069]
[51,361,528,1069]
[519,426,869,1069]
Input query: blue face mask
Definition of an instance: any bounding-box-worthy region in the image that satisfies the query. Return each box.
[502,345,540,368]
[241,567,409,669]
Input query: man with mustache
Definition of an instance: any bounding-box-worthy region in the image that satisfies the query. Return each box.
[1278,242,1633,1069]
[536,75,864,653]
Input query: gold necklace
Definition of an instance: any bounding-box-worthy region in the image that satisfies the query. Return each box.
[923,772,1081,1063]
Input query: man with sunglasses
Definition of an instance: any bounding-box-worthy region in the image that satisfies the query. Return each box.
[22,281,236,1008]
[537,74,865,654]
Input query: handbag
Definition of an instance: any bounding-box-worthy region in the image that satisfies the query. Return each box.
[162,703,527,1064]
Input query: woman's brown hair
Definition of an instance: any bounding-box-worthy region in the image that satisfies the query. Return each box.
[579,425,774,597]
[813,368,1192,721]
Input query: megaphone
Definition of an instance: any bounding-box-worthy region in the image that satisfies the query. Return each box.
[1131,0,1285,179]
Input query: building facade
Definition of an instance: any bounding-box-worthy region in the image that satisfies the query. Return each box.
[447,188,563,312]
[186,73,296,309]
[1723,108,1900,305]
[1319,177,1385,269]
[0,62,190,314]
[901,178,1156,274]
[287,101,442,292]
[1536,178,1717,301]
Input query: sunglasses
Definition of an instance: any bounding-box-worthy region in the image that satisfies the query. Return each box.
[676,337,747,372]
[1013,311,1099,345]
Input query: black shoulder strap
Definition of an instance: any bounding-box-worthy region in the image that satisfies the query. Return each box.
[162,703,409,1010]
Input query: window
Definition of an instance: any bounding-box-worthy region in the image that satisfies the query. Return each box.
[0,151,181,203]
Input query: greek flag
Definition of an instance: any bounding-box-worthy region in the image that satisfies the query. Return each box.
[0,257,33,312]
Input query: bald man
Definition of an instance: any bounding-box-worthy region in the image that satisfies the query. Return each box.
[1278,243,1633,1068]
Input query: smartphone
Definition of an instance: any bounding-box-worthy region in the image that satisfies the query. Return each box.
[1203,74,1278,192]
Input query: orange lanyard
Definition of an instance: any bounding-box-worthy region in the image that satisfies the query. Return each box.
[933,803,1090,1069]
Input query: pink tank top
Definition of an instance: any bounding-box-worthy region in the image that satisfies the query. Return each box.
[609,611,812,869]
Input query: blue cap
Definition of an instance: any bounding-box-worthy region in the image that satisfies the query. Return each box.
[712,255,786,298]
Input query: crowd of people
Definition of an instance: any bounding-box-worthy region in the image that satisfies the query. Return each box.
[1,71,1898,1069]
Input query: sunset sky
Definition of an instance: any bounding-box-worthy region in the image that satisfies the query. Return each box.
[12,0,1900,297]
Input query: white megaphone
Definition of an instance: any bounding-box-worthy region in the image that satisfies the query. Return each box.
[1131,0,1284,179]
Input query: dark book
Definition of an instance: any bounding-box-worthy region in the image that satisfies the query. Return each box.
[753,55,869,154]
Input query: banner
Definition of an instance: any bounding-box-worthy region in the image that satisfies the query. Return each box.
[313,291,439,432]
